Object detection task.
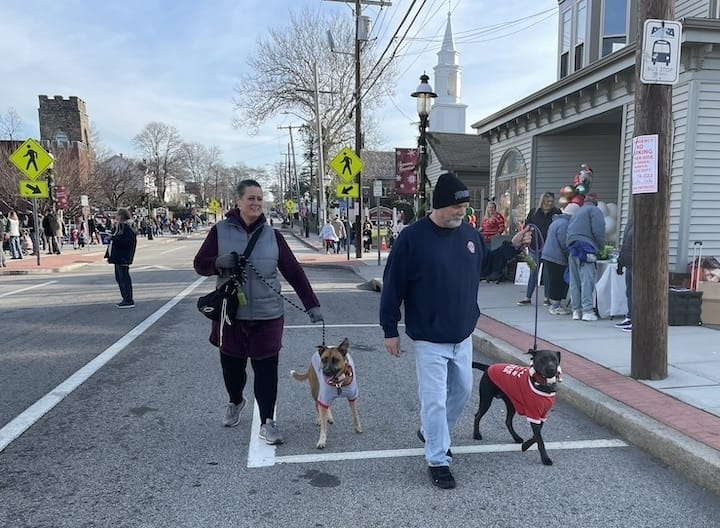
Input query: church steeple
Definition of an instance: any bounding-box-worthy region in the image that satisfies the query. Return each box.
[430,11,467,133]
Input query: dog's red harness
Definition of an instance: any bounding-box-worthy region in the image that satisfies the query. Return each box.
[487,364,556,424]
[326,365,354,394]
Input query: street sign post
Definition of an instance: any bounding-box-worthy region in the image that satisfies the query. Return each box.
[640,19,682,85]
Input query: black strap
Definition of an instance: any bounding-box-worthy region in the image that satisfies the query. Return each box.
[232,226,264,272]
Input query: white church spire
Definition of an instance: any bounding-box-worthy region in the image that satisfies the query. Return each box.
[429,10,467,133]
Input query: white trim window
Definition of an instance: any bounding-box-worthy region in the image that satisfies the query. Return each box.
[575,0,587,71]
[601,0,629,57]
[560,8,572,78]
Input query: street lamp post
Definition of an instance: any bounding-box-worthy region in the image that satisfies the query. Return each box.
[411,73,437,214]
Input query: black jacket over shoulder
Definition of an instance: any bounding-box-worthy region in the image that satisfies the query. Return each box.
[107,221,137,265]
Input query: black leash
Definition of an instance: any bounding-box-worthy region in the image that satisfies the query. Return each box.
[244,260,326,346]
[526,224,545,353]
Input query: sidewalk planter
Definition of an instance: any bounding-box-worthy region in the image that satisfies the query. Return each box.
[697,281,720,325]
[668,288,703,326]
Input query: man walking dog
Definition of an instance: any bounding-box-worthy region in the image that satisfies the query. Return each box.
[380,172,531,489]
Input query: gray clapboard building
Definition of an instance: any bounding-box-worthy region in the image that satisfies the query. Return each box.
[471,0,720,272]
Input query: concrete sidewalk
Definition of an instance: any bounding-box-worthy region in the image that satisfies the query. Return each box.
[284,225,720,496]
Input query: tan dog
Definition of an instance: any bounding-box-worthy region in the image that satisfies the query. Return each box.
[291,338,362,449]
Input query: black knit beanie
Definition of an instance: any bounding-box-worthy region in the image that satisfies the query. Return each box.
[432,172,470,209]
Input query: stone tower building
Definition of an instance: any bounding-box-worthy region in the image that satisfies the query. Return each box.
[38,95,90,146]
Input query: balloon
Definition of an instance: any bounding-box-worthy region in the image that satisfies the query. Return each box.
[597,201,609,216]
[571,195,585,205]
[563,203,580,216]
[575,184,587,196]
[558,195,569,208]
[604,217,616,235]
[562,185,575,198]
[606,202,618,218]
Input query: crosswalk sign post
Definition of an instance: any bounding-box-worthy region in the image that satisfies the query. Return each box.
[7,139,54,267]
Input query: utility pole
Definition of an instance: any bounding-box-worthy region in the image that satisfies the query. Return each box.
[278,124,301,208]
[324,0,392,257]
[313,62,326,227]
[631,0,673,380]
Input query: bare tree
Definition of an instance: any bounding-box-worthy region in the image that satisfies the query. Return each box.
[133,122,183,202]
[179,142,222,204]
[0,108,25,141]
[232,7,395,171]
[91,155,145,210]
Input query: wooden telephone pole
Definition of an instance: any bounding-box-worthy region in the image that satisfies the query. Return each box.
[631,0,674,379]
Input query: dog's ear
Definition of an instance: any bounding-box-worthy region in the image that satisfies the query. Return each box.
[338,338,349,356]
[528,348,537,358]
[556,350,561,363]
[316,345,325,356]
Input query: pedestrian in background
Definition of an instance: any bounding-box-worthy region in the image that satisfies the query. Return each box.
[541,203,579,315]
[331,215,346,253]
[8,211,23,259]
[193,179,323,445]
[615,218,633,331]
[566,193,606,321]
[106,208,138,308]
[0,212,7,267]
[319,219,339,254]
[479,199,506,244]
[380,172,531,490]
[518,192,561,306]
[362,220,373,251]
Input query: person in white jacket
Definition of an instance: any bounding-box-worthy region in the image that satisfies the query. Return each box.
[319,220,338,254]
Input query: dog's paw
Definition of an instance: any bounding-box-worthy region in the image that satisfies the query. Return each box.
[473,431,483,440]
[316,441,326,449]
[354,425,363,433]
[542,457,553,466]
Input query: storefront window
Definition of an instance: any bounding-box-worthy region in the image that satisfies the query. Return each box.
[495,149,527,235]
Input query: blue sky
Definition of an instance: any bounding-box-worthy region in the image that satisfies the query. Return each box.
[0,0,558,169]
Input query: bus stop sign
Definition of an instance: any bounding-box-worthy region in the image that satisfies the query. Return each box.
[640,19,682,85]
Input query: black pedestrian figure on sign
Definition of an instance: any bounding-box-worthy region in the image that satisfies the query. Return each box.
[24,146,38,172]
[342,153,353,176]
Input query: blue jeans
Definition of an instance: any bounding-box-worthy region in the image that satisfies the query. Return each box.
[525,249,542,299]
[568,255,596,313]
[10,236,22,258]
[413,336,473,467]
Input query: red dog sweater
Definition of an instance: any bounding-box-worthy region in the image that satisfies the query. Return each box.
[487,363,556,424]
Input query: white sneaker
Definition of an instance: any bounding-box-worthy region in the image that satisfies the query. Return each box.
[615,318,632,328]
[572,310,582,320]
[549,306,571,315]
[582,312,598,321]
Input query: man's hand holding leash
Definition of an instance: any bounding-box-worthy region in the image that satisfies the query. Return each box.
[511,225,533,249]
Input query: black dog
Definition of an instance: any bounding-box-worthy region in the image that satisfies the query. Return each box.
[472,349,561,465]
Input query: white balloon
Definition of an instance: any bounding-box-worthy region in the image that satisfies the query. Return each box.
[597,201,609,216]
[606,202,618,218]
[604,217,616,235]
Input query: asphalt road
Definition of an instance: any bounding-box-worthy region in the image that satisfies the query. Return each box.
[1,234,718,527]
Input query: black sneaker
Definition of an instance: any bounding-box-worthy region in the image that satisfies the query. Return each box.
[615,318,632,328]
[417,429,452,458]
[428,465,455,489]
[116,301,135,308]
[517,298,531,305]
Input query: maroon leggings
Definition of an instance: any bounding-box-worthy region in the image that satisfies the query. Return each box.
[220,353,279,424]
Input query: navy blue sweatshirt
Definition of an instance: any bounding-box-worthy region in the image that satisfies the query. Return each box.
[380,216,518,343]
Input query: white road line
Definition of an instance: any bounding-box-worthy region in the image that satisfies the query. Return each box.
[0,280,58,299]
[268,439,628,466]
[0,276,207,453]
[247,402,279,468]
[160,246,185,255]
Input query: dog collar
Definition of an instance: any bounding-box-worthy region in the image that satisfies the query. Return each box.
[327,366,354,395]
[529,366,560,394]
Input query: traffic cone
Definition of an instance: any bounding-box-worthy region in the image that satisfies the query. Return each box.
[381,237,387,251]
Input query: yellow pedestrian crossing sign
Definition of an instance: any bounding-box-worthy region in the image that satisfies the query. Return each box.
[19,180,49,198]
[336,183,359,198]
[330,147,363,183]
[208,199,222,215]
[8,139,54,181]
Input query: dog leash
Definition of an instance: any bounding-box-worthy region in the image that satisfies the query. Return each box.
[526,223,546,353]
[244,260,327,346]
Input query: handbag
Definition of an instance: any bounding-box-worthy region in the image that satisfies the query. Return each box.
[197,226,264,322]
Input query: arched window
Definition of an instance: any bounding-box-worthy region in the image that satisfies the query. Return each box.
[494,149,527,235]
